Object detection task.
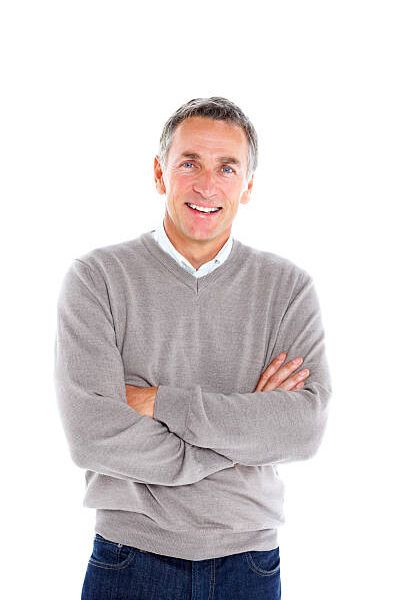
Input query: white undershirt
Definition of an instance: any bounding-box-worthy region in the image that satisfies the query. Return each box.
[151,219,233,278]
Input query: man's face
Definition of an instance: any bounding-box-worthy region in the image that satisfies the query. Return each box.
[154,116,253,246]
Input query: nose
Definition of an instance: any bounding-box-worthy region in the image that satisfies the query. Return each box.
[192,170,217,199]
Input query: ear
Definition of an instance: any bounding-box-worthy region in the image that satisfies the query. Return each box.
[240,173,254,205]
[154,156,166,195]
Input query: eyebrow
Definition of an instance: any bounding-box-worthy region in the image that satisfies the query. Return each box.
[179,152,242,167]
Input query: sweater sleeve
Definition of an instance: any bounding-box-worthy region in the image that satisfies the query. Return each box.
[154,270,333,466]
[53,259,235,486]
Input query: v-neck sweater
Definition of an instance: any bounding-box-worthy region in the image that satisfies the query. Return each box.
[54,229,332,560]
[151,219,233,277]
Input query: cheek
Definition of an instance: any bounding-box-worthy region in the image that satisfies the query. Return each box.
[222,182,243,203]
[170,177,192,197]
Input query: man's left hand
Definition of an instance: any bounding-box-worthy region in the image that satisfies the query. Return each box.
[125,384,158,418]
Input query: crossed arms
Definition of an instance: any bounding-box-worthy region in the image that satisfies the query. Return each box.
[54,259,332,487]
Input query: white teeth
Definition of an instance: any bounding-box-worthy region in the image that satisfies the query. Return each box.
[186,203,220,213]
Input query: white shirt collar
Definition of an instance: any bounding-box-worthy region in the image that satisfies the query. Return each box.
[151,220,233,278]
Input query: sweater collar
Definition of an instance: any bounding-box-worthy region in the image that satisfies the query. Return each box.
[140,228,243,294]
[151,219,234,278]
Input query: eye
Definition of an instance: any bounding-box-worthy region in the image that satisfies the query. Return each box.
[221,166,234,173]
[181,161,194,168]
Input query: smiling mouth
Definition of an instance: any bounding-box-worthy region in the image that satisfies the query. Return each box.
[185,202,222,215]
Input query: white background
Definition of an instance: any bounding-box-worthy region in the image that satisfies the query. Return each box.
[1,1,407,598]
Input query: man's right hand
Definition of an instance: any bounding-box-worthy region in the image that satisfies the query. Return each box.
[254,352,309,392]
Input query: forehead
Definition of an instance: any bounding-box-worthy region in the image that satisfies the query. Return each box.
[170,116,248,156]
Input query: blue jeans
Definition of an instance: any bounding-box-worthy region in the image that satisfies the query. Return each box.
[81,533,281,599]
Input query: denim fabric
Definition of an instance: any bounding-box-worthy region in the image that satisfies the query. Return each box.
[81,533,281,599]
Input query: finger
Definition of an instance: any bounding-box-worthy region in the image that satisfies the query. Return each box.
[265,356,304,388]
[278,368,309,391]
[262,366,308,392]
[254,352,287,391]
[287,380,305,391]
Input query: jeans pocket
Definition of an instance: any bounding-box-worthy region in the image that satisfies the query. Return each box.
[245,546,280,576]
[88,533,136,570]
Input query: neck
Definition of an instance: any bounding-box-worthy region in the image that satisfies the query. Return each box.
[163,214,231,271]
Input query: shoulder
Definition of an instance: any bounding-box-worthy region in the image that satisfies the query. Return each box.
[236,239,312,284]
[73,232,149,276]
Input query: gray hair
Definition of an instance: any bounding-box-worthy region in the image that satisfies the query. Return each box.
[158,97,258,180]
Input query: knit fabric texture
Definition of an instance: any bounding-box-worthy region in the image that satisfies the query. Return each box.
[53,229,332,560]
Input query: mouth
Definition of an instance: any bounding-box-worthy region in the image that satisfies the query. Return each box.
[185,202,223,217]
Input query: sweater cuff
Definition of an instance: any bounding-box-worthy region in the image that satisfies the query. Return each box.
[154,384,195,437]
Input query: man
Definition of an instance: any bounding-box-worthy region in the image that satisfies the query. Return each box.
[54,97,332,599]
